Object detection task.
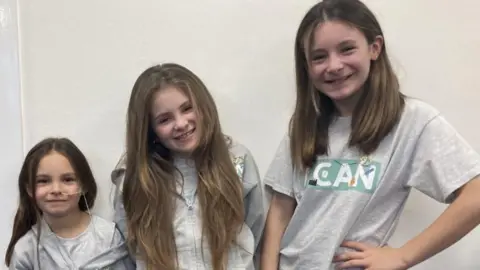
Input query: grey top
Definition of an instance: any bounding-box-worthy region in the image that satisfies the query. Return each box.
[9,215,135,270]
[263,98,480,270]
[111,139,265,270]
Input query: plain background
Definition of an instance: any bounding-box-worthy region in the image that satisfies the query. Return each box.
[1,0,479,269]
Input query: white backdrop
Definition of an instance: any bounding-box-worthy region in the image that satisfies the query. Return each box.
[2,0,479,269]
[0,0,24,269]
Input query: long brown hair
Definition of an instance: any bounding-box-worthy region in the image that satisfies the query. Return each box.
[5,137,97,267]
[123,63,244,270]
[290,0,405,170]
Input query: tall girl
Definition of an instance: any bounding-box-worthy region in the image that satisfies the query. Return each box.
[111,63,265,270]
[261,0,480,269]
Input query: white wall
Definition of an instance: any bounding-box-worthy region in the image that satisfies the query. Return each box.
[3,0,479,269]
[0,0,24,268]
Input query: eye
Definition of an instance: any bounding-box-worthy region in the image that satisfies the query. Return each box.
[182,104,193,112]
[36,178,48,184]
[311,54,327,62]
[341,46,356,54]
[157,117,170,125]
[63,177,76,183]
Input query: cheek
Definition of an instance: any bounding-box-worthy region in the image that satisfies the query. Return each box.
[349,53,372,74]
[186,111,198,125]
[309,63,326,79]
[153,124,173,141]
[34,186,49,200]
[66,183,82,193]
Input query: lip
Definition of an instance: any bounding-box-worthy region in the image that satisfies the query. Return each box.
[324,73,353,84]
[174,128,195,140]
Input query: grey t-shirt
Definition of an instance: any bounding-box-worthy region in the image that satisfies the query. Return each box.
[264,98,480,270]
[10,215,134,270]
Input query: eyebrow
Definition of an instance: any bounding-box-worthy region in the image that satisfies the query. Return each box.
[36,172,76,178]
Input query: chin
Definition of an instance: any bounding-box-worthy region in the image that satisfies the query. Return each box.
[171,135,199,154]
[176,143,198,155]
[323,86,360,101]
[43,210,71,218]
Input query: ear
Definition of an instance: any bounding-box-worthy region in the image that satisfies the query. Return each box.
[78,185,85,195]
[26,184,33,198]
[369,35,384,61]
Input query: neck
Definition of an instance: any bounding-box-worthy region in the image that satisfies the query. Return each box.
[44,210,90,238]
[333,89,363,117]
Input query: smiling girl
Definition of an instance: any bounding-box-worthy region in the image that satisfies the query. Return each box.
[5,137,133,270]
[261,0,480,269]
[111,63,265,270]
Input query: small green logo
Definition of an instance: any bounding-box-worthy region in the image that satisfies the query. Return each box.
[305,159,381,193]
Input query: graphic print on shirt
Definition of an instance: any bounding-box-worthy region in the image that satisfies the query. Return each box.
[233,155,245,179]
[305,158,381,193]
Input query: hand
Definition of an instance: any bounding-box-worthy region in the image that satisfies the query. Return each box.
[332,241,409,270]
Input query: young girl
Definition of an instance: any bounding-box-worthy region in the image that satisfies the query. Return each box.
[5,137,134,270]
[261,0,480,269]
[111,63,265,270]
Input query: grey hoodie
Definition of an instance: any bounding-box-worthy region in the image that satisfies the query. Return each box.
[111,140,266,269]
[8,215,135,270]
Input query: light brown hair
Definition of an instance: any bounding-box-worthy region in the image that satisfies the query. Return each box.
[123,63,244,269]
[5,137,97,267]
[290,0,405,170]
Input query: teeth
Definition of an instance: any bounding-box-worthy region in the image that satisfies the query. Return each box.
[178,130,193,139]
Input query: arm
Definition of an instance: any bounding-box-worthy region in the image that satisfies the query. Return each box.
[399,177,480,268]
[112,223,137,270]
[111,154,128,241]
[399,115,480,267]
[337,114,480,269]
[239,150,266,262]
[8,245,33,270]
[261,191,296,270]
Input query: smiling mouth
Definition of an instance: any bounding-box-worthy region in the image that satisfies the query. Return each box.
[325,74,353,84]
[175,128,195,140]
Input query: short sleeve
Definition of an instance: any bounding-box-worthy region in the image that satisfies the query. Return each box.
[406,115,480,203]
[263,134,295,198]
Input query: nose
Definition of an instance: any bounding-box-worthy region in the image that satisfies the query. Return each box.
[326,54,344,73]
[174,116,188,130]
[50,182,62,194]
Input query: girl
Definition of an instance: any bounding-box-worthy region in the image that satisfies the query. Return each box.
[5,137,134,270]
[261,0,480,269]
[111,63,265,270]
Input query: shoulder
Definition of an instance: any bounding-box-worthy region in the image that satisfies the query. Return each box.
[111,153,126,186]
[228,137,253,159]
[90,215,116,232]
[402,97,441,125]
[11,229,37,262]
[16,229,36,246]
[227,137,257,170]
[226,136,260,183]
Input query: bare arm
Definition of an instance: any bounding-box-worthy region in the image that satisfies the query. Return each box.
[261,191,297,270]
[400,177,480,268]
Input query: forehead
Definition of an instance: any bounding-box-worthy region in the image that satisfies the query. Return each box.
[151,86,190,114]
[37,152,74,175]
[309,20,367,49]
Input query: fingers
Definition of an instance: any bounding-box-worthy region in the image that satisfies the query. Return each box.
[341,241,372,251]
[335,259,366,269]
[332,252,365,262]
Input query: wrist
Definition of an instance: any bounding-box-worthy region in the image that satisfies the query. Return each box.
[397,245,416,269]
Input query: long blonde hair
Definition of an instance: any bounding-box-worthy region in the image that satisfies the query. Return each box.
[290,0,405,170]
[123,63,245,270]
